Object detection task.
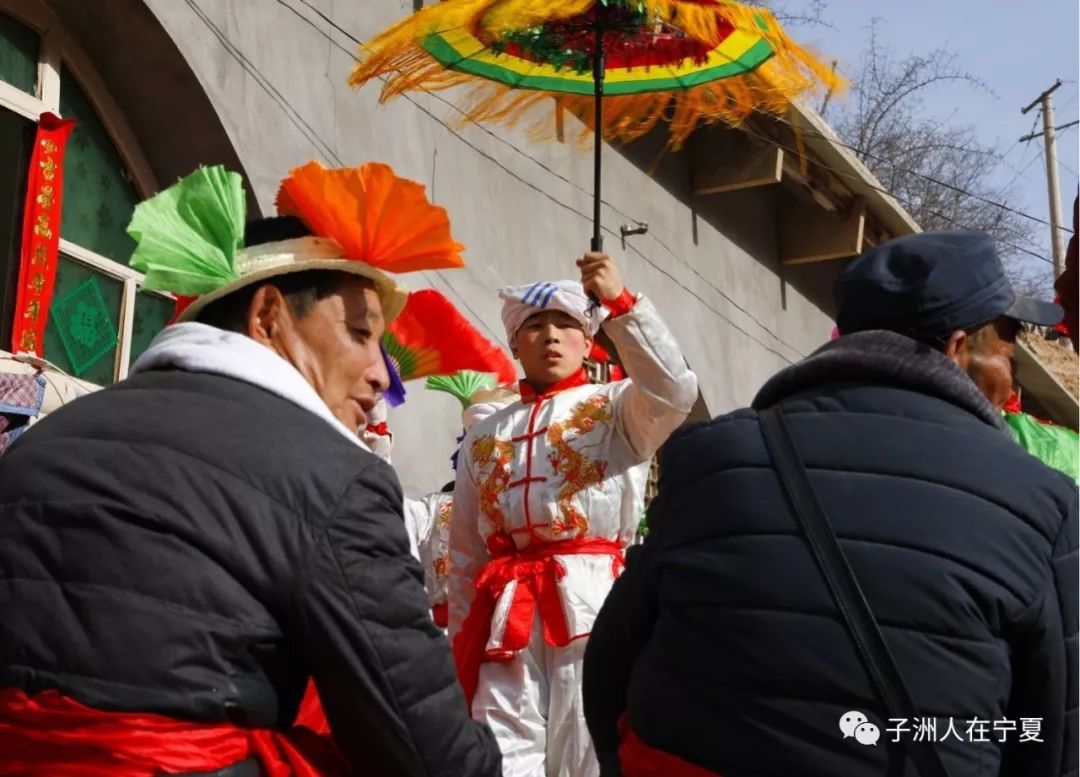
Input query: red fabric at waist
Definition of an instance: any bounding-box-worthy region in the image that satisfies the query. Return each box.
[294,680,331,738]
[431,602,449,629]
[618,712,721,777]
[452,536,624,707]
[0,687,346,777]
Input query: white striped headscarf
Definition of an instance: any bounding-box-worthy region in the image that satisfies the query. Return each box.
[498,280,606,343]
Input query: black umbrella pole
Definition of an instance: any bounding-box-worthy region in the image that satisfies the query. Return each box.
[591,27,604,254]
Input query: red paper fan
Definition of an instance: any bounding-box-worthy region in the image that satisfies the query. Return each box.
[383,289,516,383]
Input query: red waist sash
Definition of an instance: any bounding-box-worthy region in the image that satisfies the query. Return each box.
[618,712,721,777]
[431,602,448,629]
[0,688,346,777]
[451,536,623,707]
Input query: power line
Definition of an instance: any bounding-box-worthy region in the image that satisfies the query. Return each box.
[761,134,1055,266]
[270,0,1060,336]
[419,270,503,344]
[734,121,1056,267]
[201,0,1068,351]
[1004,148,1046,192]
[415,123,804,362]
[182,0,343,166]
[183,0,519,344]
[270,0,808,362]
[288,0,356,43]
[998,116,1044,191]
[754,108,1073,235]
[314,0,1069,238]
[279,2,674,229]
[1020,119,1080,143]
[200,0,808,363]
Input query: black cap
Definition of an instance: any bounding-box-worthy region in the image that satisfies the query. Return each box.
[834,230,1062,339]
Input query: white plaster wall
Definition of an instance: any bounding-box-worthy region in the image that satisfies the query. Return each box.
[142,0,837,496]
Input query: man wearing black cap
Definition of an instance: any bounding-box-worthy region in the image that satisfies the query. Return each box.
[583,230,1077,777]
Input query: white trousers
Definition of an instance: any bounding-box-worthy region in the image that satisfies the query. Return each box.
[472,615,598,777]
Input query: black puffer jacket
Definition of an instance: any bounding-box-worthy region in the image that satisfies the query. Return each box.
[584,332,1077,777]
[0,369,501,776]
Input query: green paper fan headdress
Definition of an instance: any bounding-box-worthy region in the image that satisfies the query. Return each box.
[128,165,246,297]
[126,161,477,324]
[425,370,498,408]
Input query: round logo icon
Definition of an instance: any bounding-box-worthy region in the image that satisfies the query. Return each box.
[854,722,881,746]
[839,710,868,739]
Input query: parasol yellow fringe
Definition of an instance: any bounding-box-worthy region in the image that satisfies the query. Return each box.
[348,0,845,150]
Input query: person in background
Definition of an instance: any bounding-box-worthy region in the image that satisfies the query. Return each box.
[584,230,1076,777]
[365,385,521,630]
[1002,391,1079,484]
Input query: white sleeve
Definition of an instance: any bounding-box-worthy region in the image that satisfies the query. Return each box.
[447,441,489,643]
[410,493,443,598]
[402,497,423,561]
[605,295,699,460]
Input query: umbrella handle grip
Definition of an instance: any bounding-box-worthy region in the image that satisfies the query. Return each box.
[590,235,603,252]
[587,236,604,311]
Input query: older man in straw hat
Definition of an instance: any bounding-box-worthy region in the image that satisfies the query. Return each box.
[0,163,500,776]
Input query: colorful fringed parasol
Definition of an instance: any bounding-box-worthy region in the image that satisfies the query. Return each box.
[383,288,517,386]
[349,0,842,252]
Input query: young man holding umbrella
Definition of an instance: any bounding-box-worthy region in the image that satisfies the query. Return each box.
[448,252,698,777]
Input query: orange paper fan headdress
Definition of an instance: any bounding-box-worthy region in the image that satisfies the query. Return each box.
[131,161,465,325]
[276,161,464,274]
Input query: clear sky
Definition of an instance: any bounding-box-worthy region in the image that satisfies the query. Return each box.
[789,0,1079,288]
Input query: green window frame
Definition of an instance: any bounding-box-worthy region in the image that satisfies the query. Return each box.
[0,4,169,386]
[0,11,37,95]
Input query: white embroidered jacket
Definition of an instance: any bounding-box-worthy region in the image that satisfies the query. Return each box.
[405,492,454,612]
[448,295,698,650]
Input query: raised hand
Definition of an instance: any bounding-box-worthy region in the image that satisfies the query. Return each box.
[577,252,625,302]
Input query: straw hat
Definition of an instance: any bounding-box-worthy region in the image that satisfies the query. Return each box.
[174,232,408,324]
[128,160,465,323]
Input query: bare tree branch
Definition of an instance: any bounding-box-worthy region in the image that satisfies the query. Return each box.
[760,0,832,29]
[829,19,1047,296]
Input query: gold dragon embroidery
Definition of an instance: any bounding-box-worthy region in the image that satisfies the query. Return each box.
[546,394,613,535]
[470,435,514,536]
[436,498,454,529]
[432,498,453,580]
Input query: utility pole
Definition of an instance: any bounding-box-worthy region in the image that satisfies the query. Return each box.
[1021,79,1066,279]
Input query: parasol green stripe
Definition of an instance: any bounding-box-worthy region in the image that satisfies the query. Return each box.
[420,33,775,96]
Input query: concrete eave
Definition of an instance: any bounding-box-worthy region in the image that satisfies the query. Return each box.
[1014,342,1080,428]
[786,99,922,239]
[783,105,1076,428]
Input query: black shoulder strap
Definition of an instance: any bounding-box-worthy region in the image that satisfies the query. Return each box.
[759,406,950,777]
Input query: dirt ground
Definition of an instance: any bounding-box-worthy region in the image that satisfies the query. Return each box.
[1020,331,1079,397]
